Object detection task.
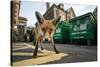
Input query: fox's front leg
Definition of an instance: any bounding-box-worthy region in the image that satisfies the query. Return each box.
[40,40,44,50]
[40,44,43,50]
[33,40,39,57]
[51,39,59,54]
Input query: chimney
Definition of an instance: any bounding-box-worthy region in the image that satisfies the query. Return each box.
[58,3,64,9]
[46,2,50,10]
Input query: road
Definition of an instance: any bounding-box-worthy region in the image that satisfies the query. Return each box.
[11,42,97,66]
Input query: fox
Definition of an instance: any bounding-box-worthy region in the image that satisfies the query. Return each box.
[33,11,61,57]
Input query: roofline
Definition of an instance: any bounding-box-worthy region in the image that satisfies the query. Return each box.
[65,7,76,16]
[43,4,56,17]
[43,4,66,17]
[43,3,76,18]
[69,12,92,22]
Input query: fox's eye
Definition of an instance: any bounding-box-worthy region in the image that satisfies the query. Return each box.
[42,28,45,32]
[50,29,53,31]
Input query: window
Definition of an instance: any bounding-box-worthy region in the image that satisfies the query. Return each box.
[61,15,65,21]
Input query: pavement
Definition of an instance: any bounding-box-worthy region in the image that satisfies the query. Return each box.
[11,42,97,66]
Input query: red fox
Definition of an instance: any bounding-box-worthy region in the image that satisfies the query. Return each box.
[33,11,61,57]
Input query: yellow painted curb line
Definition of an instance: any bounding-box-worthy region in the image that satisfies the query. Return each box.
[13,53,68,66]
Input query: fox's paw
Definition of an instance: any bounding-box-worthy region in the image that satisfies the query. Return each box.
[41,47,44,50]
[55,51,60,54]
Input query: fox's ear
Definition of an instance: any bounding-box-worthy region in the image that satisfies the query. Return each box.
[35,11,44,24]
[53,16,61,25]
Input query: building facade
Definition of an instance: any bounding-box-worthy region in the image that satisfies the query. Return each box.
[11,0,20,30]
[43,3,76,21]
[11,0,20,42]
[66,7,76,21]
[18,16,27,41]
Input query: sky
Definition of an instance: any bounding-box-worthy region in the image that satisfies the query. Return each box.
[19,1,96,27]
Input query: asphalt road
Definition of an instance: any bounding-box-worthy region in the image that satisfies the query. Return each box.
[41,43,97,64]
[11,42,97,65]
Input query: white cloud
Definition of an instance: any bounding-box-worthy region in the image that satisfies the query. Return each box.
[73,5,96,16]
[64,4,96,16]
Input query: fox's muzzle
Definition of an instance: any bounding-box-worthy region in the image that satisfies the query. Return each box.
[43,38,51,43]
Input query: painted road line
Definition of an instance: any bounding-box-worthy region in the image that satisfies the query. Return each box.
[12,52,53,56]
[12,52,33,56]
[12,46,29,51]
[13,53,68,66]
